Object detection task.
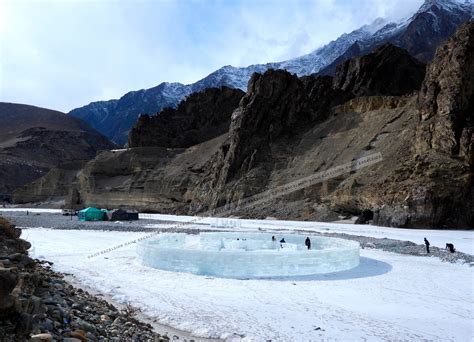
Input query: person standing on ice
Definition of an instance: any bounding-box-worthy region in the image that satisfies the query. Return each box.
[424,238,430,254]
[305,237,311,250]
[280,238,285,248]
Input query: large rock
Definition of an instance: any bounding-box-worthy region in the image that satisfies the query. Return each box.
[333,43,426,96]
[0,267,18,299]
[128,87,244,148]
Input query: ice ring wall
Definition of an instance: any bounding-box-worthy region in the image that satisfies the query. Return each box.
[136,233,360,278]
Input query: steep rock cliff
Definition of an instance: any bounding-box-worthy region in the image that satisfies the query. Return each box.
[417,21,473,166]
[128,87,244,148]
[333,43,426,96]
[371,22,474,227]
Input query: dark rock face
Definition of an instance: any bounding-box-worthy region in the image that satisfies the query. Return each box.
[128,87,244,148]
[318,41,363,77]
[371,22,474,228]
[396,1,473,62]
[333,44,426,96]
[207,70,349,205]
[417,21,474,166]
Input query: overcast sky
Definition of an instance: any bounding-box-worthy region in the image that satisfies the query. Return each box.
[0,0,423,112]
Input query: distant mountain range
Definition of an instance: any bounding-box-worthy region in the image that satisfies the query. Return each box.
[69,0,473,145]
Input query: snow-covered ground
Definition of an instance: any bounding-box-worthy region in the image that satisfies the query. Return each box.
[4,209,471,254]
[24,227,474,341]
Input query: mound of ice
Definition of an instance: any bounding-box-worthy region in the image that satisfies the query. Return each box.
[136,233,360,278]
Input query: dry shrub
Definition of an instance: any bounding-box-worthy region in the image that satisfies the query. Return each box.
[0,217,19,238]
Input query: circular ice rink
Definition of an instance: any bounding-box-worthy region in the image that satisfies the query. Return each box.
[136,233,360,278]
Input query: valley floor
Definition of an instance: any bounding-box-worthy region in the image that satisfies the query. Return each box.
[2,209,473,341]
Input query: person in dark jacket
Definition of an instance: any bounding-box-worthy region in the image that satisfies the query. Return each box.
[305,237,311,250]
[446,243,455,253]
[280,238,285,248]
[272,236,276,242]
[424,238,430,254]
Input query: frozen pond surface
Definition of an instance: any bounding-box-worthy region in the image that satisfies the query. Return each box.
[137,233,360,278]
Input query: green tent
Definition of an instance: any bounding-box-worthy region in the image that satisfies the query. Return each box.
[78,207,105,221]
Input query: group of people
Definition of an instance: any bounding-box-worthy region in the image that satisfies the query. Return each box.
[267,235,457,254]
[268,235,455,254]
[271,235,312,250]
[424,238,456,254]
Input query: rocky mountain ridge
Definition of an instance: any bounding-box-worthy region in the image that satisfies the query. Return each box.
[69,0,473,145]
[0,103,116,202]
[128,87,244,148]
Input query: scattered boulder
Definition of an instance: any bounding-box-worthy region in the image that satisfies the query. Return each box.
[0,267,18,298]
[355,209,374,224]
[30,333,53,342]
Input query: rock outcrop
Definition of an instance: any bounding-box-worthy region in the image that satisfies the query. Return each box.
[128,87,244,148]
[203,70,350,207]
[333,43,426,96]
[12,161,88,206]
[416,21,473,166]
[371,22,474,228]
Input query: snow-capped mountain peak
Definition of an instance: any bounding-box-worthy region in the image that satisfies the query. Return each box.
[361,17,390,34]
[418,0,473,13]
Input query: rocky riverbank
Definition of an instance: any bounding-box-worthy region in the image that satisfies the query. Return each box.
[0,217,166,342]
